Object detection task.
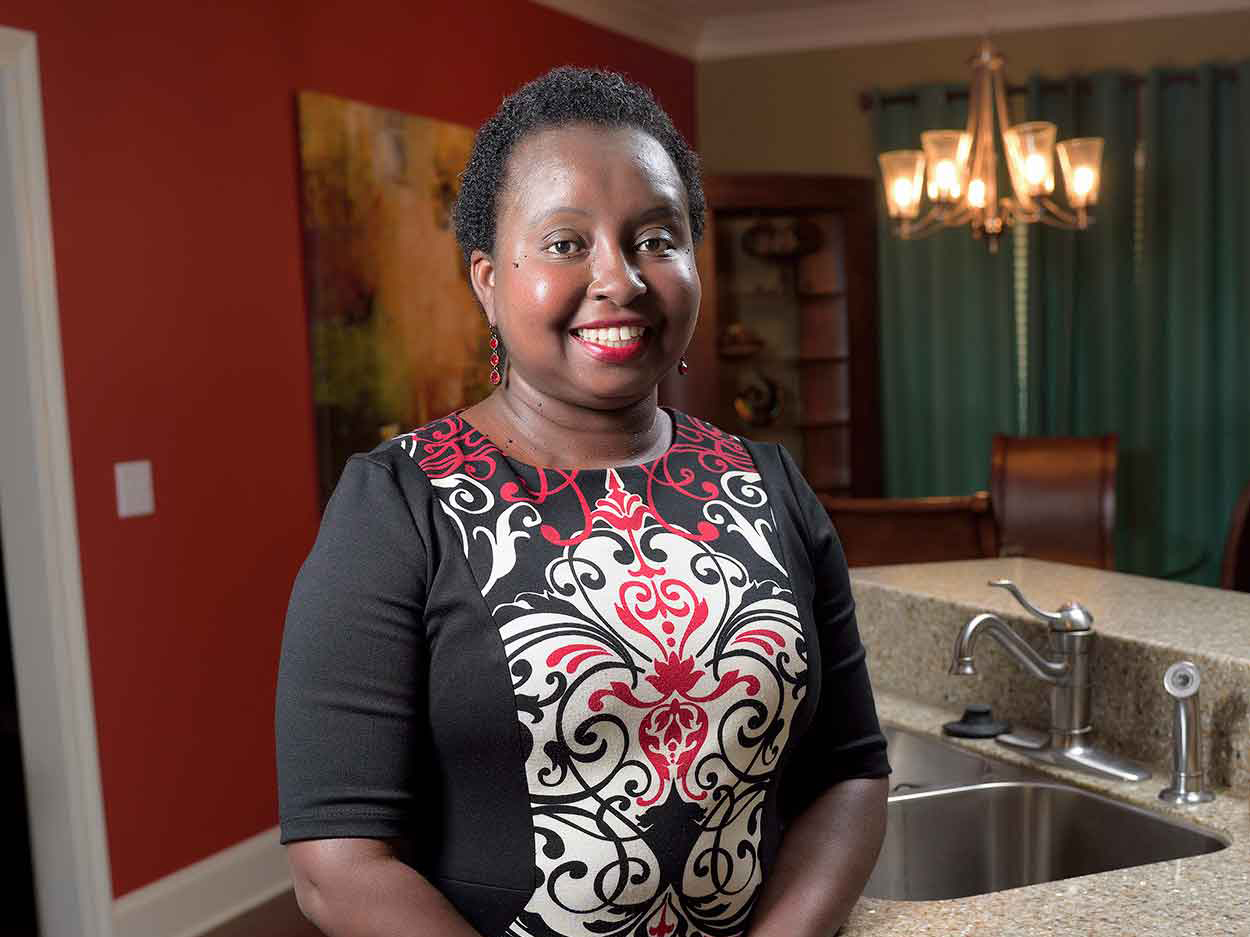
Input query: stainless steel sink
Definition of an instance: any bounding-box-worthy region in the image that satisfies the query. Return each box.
[867,725,1229,901]
[882,723,1033,792]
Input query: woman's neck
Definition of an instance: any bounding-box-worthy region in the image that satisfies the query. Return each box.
[469,386,671,469]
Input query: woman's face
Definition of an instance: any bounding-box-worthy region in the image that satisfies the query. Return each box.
[469,123,701,410]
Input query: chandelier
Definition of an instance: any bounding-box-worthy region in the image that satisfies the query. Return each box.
[877,39,1104,253]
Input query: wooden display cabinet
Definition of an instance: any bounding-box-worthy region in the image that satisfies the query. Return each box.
[662,174,882,498]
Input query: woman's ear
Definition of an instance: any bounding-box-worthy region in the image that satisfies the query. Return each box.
[469,249,496,318]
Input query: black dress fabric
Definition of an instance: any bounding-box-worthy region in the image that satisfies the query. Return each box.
[276,406,889,937]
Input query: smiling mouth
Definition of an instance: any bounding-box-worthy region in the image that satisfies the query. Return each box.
[569,325,652,363]
[570,325,650,347]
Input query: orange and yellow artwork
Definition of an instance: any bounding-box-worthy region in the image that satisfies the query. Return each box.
[297,90,486,505]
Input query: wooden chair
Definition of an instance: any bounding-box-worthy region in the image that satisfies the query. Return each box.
[818,492,998,568]
[990,433,1118,570]
[1221,478,1250,592]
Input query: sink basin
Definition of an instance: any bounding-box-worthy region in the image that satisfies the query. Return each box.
[882,723,1033,792]
[868,725,1228,901]
[864,781,1228,900]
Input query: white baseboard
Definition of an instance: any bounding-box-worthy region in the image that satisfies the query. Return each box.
[113,826,293,937]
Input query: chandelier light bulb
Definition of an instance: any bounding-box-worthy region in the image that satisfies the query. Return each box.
[1072,166,1095,198]
[892,177,915,208]
[968,178,987,208]
[1025,153,1047,186]
[921,130,968,204]
[878,149,926,220]
[1057,137,1104,208]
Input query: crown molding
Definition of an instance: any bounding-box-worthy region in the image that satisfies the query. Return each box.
[529,0,701,58]
[532,0,1250,62]
[697,0,1250,59]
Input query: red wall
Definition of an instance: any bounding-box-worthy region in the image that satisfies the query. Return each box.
[0,0,694,897]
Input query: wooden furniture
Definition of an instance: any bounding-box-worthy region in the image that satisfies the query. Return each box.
[1221,478,1250,592]
[819,492,998,567]
[990,434,1118,570]
[661,174,882,497]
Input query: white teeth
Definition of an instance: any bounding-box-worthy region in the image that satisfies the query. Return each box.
[574,325,647,346]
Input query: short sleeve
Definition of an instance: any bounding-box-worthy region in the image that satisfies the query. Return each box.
[275,454,430,844]
[775,444,889,826]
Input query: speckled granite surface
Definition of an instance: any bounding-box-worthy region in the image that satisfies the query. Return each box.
[843,691,1250,937]
[849,558,1250,793]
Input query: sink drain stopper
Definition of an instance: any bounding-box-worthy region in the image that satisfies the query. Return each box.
[942,704,1011,738]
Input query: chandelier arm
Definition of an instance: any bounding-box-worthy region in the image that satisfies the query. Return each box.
[993,63,1028,209]
[900,203,950,235]
[1040,197,1079,225]
[978,60,1002,223]
[1036,212,1079,230]
[1012,202,1041,224]
[942,207,975,227]
[992,60,1014,147]
[900,214,948,239]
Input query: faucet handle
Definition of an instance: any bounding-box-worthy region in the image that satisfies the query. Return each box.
[989,579,1094,632]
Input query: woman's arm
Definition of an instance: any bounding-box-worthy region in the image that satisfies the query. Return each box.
[747,776,887,937]
[287,839,484,937]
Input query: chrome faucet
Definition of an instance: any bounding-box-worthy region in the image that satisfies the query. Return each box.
[949,579,1152,782]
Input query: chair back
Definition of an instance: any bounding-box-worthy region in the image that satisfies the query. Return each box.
[990,433,1117,569]
[819,492,998,568]
[1221,479,1250,592]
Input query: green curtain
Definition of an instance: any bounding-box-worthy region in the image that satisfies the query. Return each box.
[873,87,1018,498]
[1023,72,1153,573]
[1027,65,1250,583]
[1138,63,1250,584]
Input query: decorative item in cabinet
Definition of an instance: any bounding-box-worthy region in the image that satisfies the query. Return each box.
[684,174,882,497]
[741,218,823,259]
[732,371,783,427]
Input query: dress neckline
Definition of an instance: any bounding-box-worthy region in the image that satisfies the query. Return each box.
[452,405,681,473]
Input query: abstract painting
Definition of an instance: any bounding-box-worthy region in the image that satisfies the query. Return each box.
[297,91,483,506]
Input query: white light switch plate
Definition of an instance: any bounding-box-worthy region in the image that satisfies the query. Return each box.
[114,460,155,518]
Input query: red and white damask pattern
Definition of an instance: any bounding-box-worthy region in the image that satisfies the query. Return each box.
[396,411,807,937]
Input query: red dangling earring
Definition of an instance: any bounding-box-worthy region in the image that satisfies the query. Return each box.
[678,355,689,375]
[488,324,503,385]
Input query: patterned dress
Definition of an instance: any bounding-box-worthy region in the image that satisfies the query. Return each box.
[276,406,888,937]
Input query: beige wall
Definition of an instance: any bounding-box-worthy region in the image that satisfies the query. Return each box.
[697,10,1250,177]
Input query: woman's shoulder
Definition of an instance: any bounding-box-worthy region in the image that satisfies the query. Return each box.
[675,407,790,473]
[359,410,475,480]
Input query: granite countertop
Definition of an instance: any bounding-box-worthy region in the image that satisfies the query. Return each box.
[848,558,1250,793]
[843,690,1250,937]
[850,557,1250,663]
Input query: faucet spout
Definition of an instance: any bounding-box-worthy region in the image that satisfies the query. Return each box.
[949,613,1069,683]
[946,585,1152,782]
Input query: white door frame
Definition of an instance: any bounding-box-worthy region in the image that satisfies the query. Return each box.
[0,25,116,937]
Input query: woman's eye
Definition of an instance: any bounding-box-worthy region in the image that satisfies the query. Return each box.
[545,239,581,256]
[639,236,674,253]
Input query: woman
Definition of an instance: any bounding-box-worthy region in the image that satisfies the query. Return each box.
[276,66,889,937]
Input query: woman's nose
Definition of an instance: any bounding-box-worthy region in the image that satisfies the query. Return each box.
[587,244,646,306]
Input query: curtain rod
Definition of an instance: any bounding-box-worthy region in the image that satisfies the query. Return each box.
[857,67,1239,112]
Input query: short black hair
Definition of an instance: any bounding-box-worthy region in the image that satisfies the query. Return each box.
[452,66,705,265]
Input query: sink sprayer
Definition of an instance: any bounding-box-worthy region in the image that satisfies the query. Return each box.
[1159,661,1215,805]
